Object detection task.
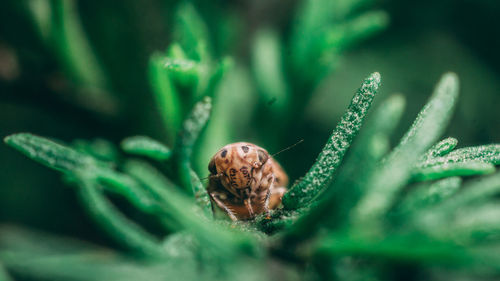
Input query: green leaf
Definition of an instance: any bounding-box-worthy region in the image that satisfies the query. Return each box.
[313,232,474,266]
[167,42,188,59]
[190,169,211,215]
[0,226,200,281]
[174,3,211,62]
[4,133,160,217]
[412,143,500,181]
[394,73,459,149]
[283,72,381,210]
[94,169,160,214]
[283,94,404,241]
[25,0,116,113]
[289,0,388,82]
[193,66,255,175]
[121,136,172,161]
[352,73,460,228]
[26,0,51,40]
[75,172,165,257]
[72,138,118,162]
[172,97,212,195]
[422,137,458,159]
[124,159,209,224]
[412,172,500,246]
[4,133,103,173]
[124,160,204,226]
[420,202,500,244]
[156,56,201,88]
[149,53,183,143]
[255,208,301,234]
[4,133,170,256]
[396,177,462,215]
[412,161,495,181]
[323,11,389,52]
[123,160,259,258]
[50,0,106,87]
[417,143,500,167]
[421,171,500,217]
[290,0,336,73]
[123,160,177,200]
[252,29,289,114]
[201,56,233,98]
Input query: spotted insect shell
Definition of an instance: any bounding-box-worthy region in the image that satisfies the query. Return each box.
[207,142,288,220]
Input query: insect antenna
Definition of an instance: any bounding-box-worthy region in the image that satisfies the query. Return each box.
[270,139,304,158]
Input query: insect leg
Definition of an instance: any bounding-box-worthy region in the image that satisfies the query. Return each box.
[263,175,274,218]
[209,192,239,221]
[244,197,255,218]
[269,186,287,209]
[264,188,271,218]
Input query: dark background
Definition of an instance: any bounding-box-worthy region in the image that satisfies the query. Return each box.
[0,0,499,246]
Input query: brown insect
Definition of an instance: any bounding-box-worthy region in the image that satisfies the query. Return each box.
[206,142,288,221]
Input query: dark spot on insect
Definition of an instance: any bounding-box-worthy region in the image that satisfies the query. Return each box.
[241,146,249,153]
[229,168,237,176]
[240,166,251,186]
[221,149,227,157]
[257,149,269,164]
[240,166,250,177]
[208,159,217,174]
[229,168,238,187]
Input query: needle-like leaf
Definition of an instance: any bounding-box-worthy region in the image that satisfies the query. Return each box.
[4,133,103,173]
[283,94,404,240]
[396,177,462,216]
[352,73,459,229]
[75,172,165,257]
[121,136,172,161]
[421,137,458,159]
[171,97,212,195]
[149,53,183,142]
[123,160,259,258]
[283,72,381,210]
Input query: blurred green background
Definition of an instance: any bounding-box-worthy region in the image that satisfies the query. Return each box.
[0,0,499,248]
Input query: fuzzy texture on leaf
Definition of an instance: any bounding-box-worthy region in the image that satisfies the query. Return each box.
[4,133,104,173]
[283,72,381,210]
[4,71,500,281]
[282,94,405,240]
[121,136,172,161]
[412,144,500,181]
[171,97,212,195]
[352,73,460,229]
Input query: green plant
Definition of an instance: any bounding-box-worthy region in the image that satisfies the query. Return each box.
[3,70,500,281]
[2,1,500,281]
